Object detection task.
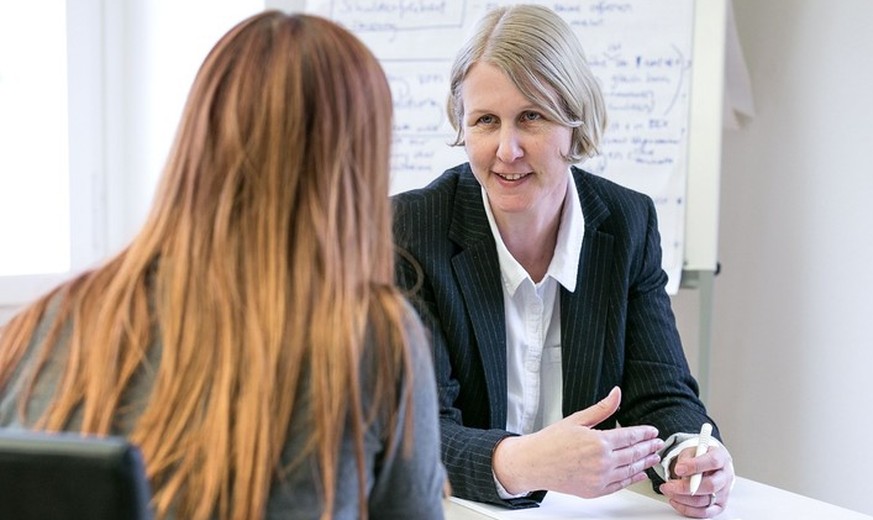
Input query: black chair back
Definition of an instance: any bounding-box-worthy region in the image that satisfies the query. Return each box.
[0,430,153,520]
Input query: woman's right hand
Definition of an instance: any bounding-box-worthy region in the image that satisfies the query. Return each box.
[492,387,664,498]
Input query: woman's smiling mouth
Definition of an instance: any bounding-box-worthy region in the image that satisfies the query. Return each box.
[494,171,531,181]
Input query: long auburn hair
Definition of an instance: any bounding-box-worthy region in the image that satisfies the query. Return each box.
[0,11,411,520]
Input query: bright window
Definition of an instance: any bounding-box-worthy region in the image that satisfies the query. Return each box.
[0,0,278,310]
[0,1,71,276]
[0,0,104,307]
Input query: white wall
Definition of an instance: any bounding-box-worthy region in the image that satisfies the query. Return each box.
[684,0,873,515]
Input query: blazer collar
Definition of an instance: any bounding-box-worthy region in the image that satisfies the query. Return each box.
[447,165,508,428]
[448,165,493,248]
[561,166,615,414]
[572,166,611,231]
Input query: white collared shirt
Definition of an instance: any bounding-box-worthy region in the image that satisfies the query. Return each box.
[481,169,585,436]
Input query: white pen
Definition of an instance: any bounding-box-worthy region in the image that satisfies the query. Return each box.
[689,422,712,495]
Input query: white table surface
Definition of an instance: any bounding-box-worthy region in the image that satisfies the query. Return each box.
[445,476,873,520]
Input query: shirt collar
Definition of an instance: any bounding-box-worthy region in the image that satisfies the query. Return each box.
[481,169,585,296]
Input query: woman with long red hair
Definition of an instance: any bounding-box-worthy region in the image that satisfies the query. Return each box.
[0,11,444,519]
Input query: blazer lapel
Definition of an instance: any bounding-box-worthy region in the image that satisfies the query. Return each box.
[561,170,614,415]
[448,168,508,429]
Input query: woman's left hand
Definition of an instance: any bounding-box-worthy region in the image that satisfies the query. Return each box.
[658,443,735,518]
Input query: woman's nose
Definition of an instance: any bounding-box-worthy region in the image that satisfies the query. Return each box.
[496,127,523,163]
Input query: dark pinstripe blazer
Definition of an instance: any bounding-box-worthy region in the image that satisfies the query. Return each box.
[392,163,715,508]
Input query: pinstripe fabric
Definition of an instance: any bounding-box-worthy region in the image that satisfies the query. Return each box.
[392,164,716,508]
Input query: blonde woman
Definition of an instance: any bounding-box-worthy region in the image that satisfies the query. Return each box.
[393,4,733,518]
[0,11,444,520]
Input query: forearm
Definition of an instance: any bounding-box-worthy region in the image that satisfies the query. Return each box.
[440,418,544,508]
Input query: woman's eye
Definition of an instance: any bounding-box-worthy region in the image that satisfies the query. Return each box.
[477,114,496,125]
[521,111,542,122]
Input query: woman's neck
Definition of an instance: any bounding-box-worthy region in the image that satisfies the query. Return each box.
[494,205,563,284]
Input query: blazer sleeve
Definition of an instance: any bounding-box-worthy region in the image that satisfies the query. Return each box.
[608,194,720,486]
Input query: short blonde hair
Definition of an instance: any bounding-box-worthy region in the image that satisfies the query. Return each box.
[447,4,607,162]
